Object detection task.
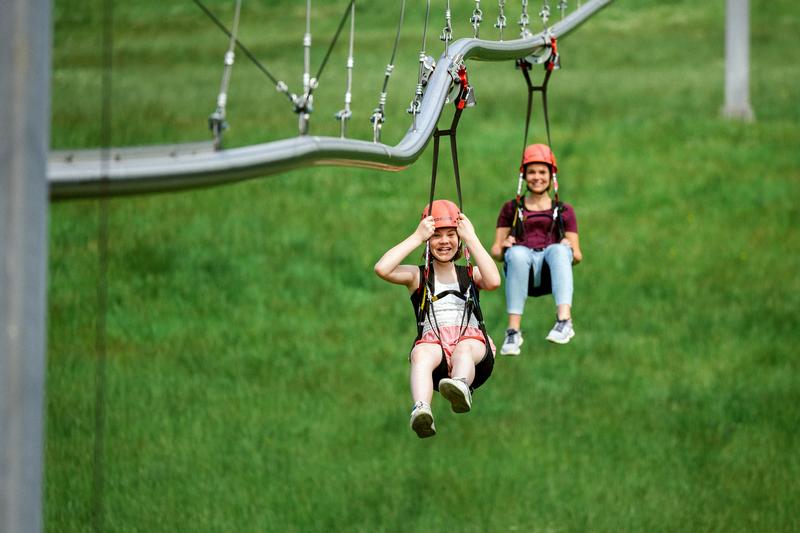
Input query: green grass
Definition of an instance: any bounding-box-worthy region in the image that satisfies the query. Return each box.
[47,1,800,531]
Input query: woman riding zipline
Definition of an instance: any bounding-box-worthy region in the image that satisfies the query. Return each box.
[491,143,583,353]
[374,200,500,438]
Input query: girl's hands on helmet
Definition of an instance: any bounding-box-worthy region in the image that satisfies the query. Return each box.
[415,216,436,242]
[456,213,478,243]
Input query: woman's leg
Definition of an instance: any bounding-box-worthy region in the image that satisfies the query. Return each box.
[544,243,574,319]
[409,344,445,404]
[504,245,536,321]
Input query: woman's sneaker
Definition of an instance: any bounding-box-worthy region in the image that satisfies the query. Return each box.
[500,328,523,355]
[546,319,575,344]
[410,401,436,438]
[438,378,472,413]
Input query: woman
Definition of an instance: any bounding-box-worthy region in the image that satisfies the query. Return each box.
[491,144,583,353]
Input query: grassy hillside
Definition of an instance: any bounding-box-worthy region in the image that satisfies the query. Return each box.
[47,1,800,531]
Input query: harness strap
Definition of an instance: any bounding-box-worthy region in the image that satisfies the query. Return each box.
[512,37,564,241]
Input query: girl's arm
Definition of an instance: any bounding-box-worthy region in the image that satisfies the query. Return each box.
[374,216,435,291]
[561,231,582,264]
[457,214,501,291]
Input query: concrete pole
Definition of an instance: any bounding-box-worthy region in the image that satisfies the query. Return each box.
[723,0,755,121]
[0,0,51,531]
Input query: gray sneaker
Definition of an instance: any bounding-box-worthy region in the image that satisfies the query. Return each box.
[546,319,575,344]
[500,328,523,355]
[410,401,436,438]
[438,378,472,413]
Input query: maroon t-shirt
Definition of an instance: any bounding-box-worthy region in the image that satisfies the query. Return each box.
[496,198,578,250]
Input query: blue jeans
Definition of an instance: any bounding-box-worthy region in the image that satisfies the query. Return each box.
[504,244,574,314]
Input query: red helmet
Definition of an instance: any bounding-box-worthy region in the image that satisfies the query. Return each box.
[421,199,460,228]
[521,143,558,174]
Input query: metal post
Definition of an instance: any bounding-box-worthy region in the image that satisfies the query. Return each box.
[723,0,754,121]
[1,0,51,531]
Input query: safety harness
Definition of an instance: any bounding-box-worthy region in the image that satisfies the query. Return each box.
[410,266,494,391]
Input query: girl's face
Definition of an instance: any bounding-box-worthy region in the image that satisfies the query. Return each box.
[429,227,459,262]
[525,163,551,194]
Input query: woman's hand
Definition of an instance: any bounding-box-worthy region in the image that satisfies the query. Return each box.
[503,235,517,248]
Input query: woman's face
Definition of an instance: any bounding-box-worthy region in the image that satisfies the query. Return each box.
[525,163,551,193]
[429,227,459,262]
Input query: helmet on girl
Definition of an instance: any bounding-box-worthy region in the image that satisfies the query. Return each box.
[421,199,460,228]
[521,143,558,174]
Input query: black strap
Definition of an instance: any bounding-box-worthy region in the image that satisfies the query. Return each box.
[428,106,465,215]
[513,46,564,242]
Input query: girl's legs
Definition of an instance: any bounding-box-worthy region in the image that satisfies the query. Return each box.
[449,339,488,386]
[409,344,444,405]
[544,243,574,320]
[439,339,487,413]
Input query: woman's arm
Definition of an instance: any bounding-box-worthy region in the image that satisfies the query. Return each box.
[457,214,501,291]
[490,226,514,262]
[374,217,435,290]
[561,231,582,264]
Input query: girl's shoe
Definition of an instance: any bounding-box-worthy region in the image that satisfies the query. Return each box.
[410,401,436,438]
[438,378,472,413]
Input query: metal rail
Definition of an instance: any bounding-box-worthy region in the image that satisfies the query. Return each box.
[48,0,612,200]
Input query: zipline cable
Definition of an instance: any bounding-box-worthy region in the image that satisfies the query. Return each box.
[408,0,432,132]
[208,0,243,150]
[335,1,357,138]
[371,0,406,142]
[192,0,295,105]
[296,0,356,135]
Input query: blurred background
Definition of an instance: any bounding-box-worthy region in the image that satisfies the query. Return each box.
[47,1,799,531]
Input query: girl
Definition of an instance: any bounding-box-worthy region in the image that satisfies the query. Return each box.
[374,200,501,438]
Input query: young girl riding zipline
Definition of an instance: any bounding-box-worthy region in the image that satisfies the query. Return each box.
[374,200,500,438]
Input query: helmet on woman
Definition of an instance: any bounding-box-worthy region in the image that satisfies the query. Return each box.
[521,143,558,174]
[421,199,460,228]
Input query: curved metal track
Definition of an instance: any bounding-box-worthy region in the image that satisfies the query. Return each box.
[48,0,612,200]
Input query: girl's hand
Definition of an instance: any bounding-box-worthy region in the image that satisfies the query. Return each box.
[456,213,477,242]
[414,216,436,242]
[560,237,572,250]
[503,235,517,248]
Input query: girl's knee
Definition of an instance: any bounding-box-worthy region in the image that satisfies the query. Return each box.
[410,345,442,367]
[452,341,485,364]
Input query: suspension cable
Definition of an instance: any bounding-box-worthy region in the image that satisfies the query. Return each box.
[440,0,453,57]
[208,0,243,150]
[519,0,531,38]
[408,0,432,132]
[371,0,406,143]
[539,0,551,27]
[495,0,507,41]
[470,1,483,38]
[335,1,356,138]
[296,0,356,135]
[192,0,294,105]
